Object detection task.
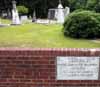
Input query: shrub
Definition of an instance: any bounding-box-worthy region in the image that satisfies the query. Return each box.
[73,9,86,13]
[17,5,28,15]
[63,11,100,39]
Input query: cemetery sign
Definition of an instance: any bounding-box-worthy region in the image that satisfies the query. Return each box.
[57,57,100,80]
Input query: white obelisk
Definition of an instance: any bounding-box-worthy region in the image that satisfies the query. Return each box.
[12,0,21,25]
[56,0,64,23]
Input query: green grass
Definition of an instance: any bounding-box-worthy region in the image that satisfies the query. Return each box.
[0,22,100,48]
[0,18,11,24]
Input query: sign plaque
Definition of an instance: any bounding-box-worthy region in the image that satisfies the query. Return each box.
[57,57,100,80]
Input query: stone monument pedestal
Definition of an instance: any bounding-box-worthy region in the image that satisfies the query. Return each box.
[12,9,21,25]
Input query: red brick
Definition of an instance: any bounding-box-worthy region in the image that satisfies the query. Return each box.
[0,48,99,87]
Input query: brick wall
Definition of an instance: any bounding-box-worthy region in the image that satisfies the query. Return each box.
[0,48,100,87]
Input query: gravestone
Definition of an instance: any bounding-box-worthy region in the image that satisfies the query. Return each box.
[32,10,36,22]
[57,56,100,80]
[12,0,21,25]
[20,16,28,22]
[7,9,12,19]
[48,9,56,20]
[48,0,70,24]
[2,12,7,18]
[64,7,70,17]
[56,3,64,23]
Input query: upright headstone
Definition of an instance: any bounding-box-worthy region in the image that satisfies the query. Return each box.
[12,0,21,25]
[48,9,56,20]
[7,9,12,19]
[20,16,28,23]
[56,0,64,23]
[32,10,36,22]
[0,18,1,24]
[64,7,70,17]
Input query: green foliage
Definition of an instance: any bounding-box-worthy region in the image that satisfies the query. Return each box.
[17,5,28,15]
[95,2,100,12]
[73,9,87,13]
[86,0,97,10]
[63,11,100,39]
[0,0,100,18]
[67,0,87,11]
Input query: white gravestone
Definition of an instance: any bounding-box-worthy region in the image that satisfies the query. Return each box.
[64,7,70,17]
[57,56,100,80]
[21,16,28,22]
[12,0,21,25]
[56,4,64,23]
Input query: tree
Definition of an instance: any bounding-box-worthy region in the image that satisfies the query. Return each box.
[0,0,12,18]
[86,0,97,10]
[94,0,100,12]
[0,0,100,18]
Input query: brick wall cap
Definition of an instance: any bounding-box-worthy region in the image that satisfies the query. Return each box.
[0,48,99,51]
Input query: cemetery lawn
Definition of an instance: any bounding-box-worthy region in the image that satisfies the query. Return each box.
[0,23,100,48]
